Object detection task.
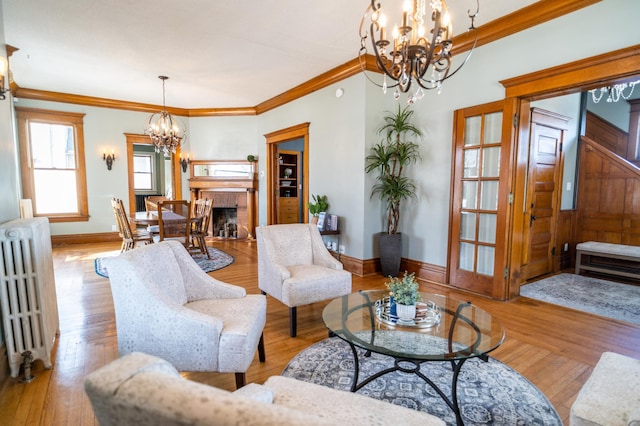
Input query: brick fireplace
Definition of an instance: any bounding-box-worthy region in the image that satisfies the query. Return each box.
[188,160,258,240]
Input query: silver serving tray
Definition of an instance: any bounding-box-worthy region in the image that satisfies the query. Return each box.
[374,296,441,328]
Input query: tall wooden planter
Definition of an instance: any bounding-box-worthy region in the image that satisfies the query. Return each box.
[379,232,402,277]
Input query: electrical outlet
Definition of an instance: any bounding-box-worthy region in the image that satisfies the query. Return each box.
[339,245,345,254]
[111,224,118,232]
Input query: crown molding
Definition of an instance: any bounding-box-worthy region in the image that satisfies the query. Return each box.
[12,0,602,116]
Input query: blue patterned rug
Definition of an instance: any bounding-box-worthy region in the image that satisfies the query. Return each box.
[94,247,234,278]
[282,337,561,426]
[520,273,640,325]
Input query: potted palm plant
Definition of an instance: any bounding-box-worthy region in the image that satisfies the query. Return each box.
[307,194,328,224]
[365,105,422,277]
[386,271,421,321]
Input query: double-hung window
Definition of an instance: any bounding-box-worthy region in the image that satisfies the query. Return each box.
[16,107,89,222]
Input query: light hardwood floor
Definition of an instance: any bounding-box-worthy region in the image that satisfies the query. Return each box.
[1,240,639,425]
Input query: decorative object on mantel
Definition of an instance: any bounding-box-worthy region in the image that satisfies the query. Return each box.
[282,338,562,426]
[366,105,422,277]
[385,271,421,322]
[307,194,328,225]
[358,0,479,104]
[145,76,186,155]
[102,149,115,170]
[589,79,640,103]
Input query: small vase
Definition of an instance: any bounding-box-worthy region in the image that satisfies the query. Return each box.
[395,303,416,322]
[311,216,318,225]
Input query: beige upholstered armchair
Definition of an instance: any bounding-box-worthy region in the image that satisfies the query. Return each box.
[256,224,352,337]
[85,352,445,426]
[103,240,266,388]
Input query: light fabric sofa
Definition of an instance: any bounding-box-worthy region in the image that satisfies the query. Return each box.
[570,352,640,426]
[103,240,266,388]
[256,223,352,337]
[85,352,445,426]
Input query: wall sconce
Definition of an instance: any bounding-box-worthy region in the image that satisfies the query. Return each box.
[0,56,8,101]
[103,149,115,171]
[179,153,190,173]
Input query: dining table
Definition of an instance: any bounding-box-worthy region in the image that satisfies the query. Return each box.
[129,211,202,232]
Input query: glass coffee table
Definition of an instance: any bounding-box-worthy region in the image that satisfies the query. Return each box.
[322,290,505,426]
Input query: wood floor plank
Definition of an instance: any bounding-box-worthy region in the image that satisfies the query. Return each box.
[0,239,639,425]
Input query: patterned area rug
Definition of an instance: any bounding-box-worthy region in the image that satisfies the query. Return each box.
[94,247,234,278]
[282,337,561,426]
[520,273,640,325]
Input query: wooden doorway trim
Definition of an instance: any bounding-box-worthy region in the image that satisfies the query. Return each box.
[501,44,640,297]
[264,123,310,225]
[124,133,182,215]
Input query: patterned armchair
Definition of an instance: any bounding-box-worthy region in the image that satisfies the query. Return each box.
[256,224,352,337]
[85,352,445,426]
[104,240,266,388]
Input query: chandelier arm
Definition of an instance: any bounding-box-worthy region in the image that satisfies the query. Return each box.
[415,26,479,90]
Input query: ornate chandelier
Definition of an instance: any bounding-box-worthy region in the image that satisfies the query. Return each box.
[589,80,640,104]
[359,0,479,104]
[145,76,186,156]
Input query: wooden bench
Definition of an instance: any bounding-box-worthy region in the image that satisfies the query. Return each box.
[575,241,640,280]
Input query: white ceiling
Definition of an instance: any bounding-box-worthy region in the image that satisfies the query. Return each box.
[2,0,538,109]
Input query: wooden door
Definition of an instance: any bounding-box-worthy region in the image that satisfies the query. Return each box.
[524,109,568,280]
[448,100,517,300]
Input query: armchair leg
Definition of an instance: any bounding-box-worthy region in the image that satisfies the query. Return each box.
[235,372,246,389]
[258,333,266,362]
[289,307,297,337]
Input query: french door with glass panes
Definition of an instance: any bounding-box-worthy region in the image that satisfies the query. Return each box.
[449,100,517,300]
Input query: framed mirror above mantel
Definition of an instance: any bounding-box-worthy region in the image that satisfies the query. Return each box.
[188,159,258,239]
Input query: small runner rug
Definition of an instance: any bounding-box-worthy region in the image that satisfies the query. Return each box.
[94,247,234,278]
[282,337,561,426]
[520,273,640,325]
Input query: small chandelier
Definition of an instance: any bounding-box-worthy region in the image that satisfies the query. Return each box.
[359,0,479,104]
[145,76,186,156]
[589,80,640,104]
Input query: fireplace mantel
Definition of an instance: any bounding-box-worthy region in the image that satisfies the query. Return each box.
[188,160,258,237]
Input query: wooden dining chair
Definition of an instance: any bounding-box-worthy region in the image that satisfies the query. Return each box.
[190,198,214,258]
[145,195,170,212]
[111,198,153,252]
[157,200,191,249]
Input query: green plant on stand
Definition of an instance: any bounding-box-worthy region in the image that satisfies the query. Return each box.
[386,271,421,321]
[308,194,329,224]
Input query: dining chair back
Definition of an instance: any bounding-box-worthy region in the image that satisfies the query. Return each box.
[111,197,153,252]
[157,200,191,248]
[191,198,214,258]
[145,195,170,212]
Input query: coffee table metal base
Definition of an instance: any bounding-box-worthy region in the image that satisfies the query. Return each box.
[346,341,488,426]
